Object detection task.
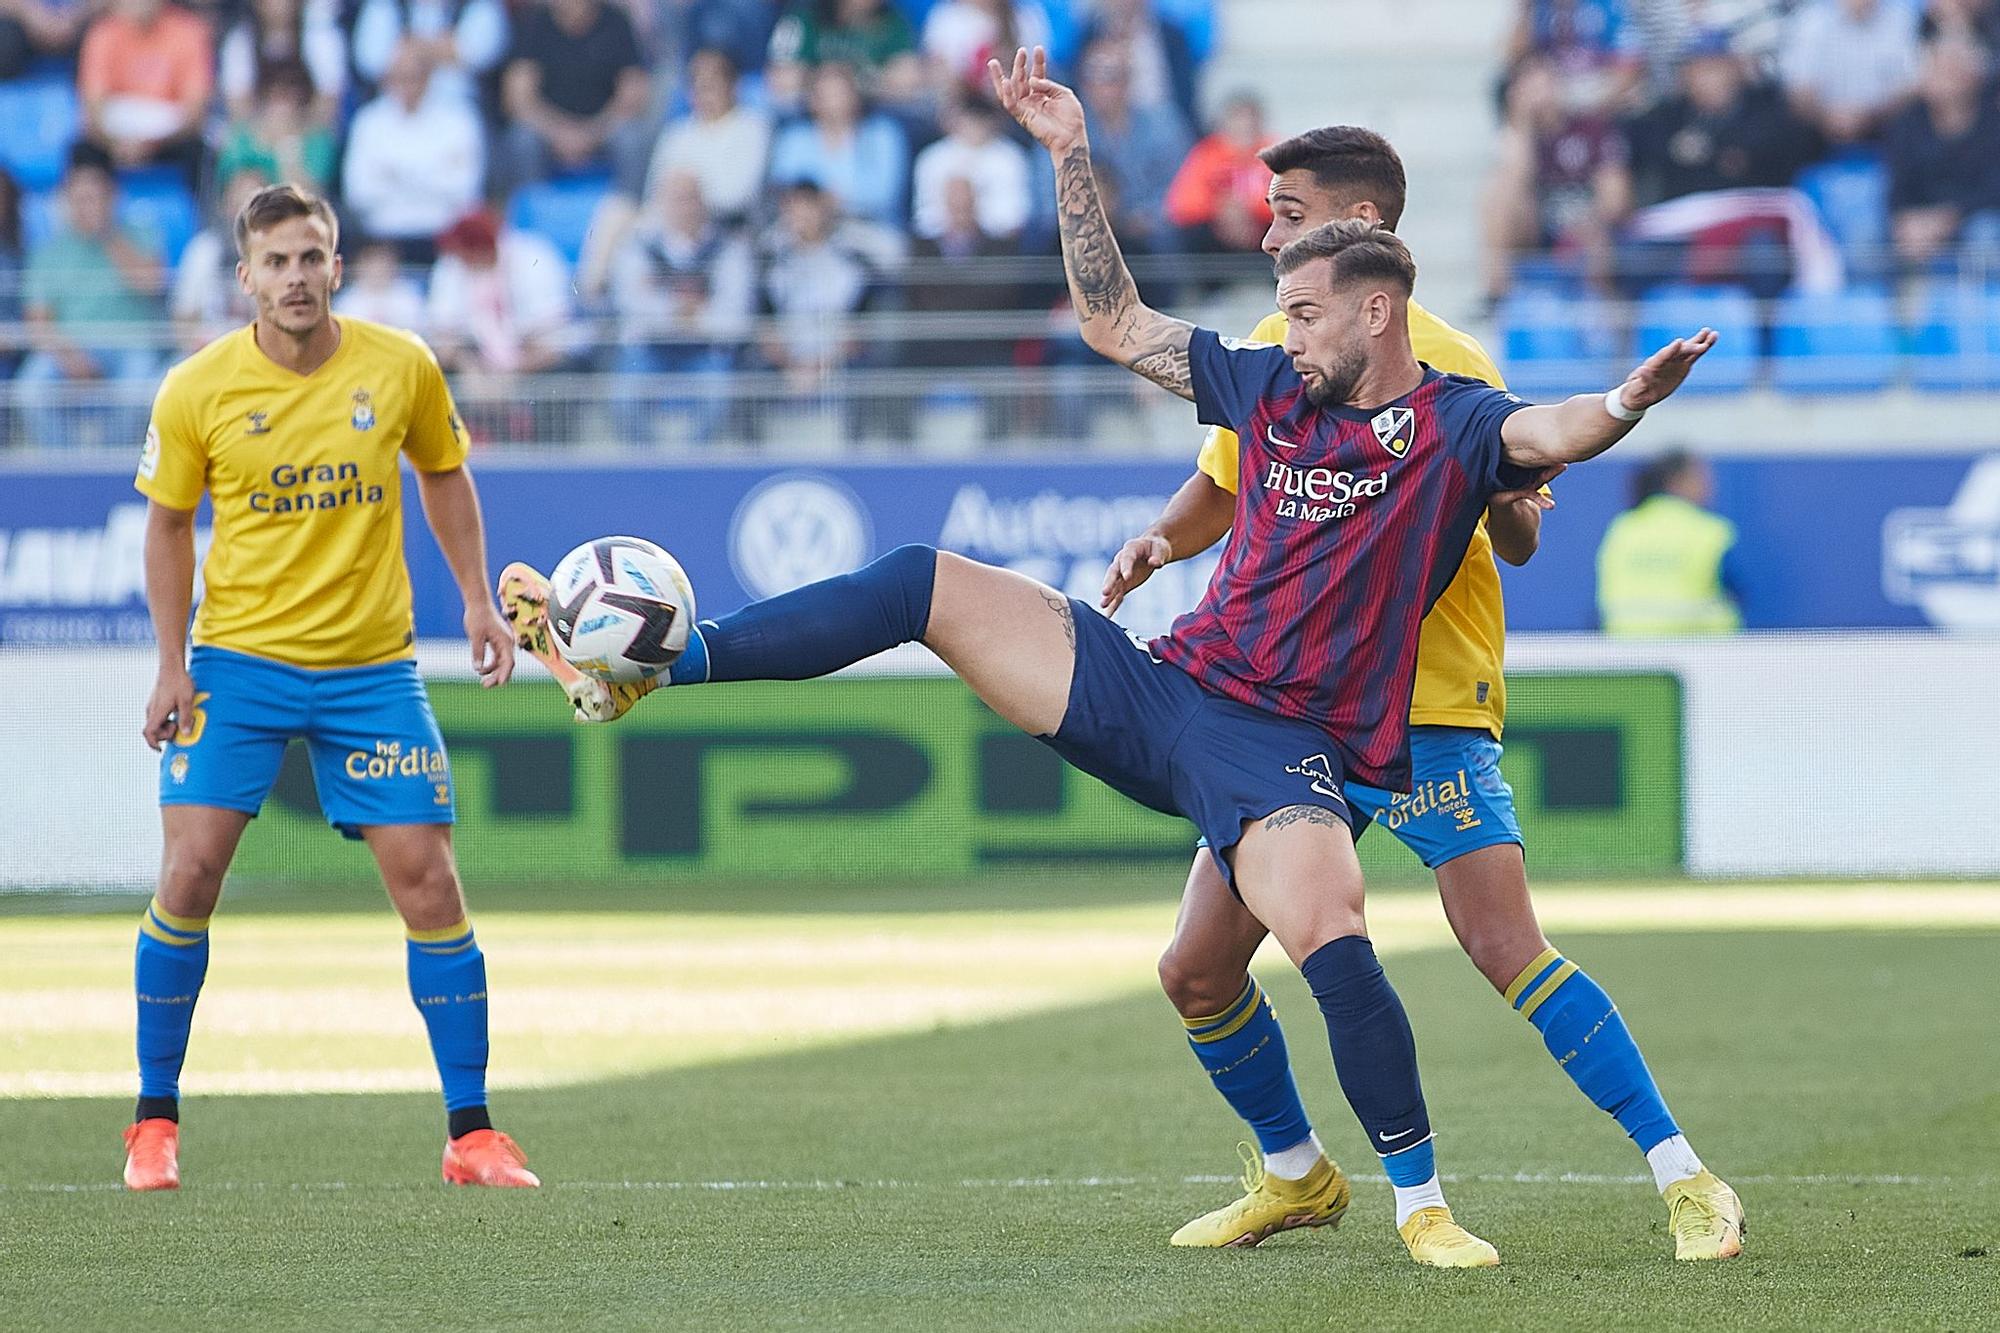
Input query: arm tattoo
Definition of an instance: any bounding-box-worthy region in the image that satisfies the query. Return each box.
[1039,587,1076,650]
[1263,804,1345,833]
[1128,341,1192,397]
[1051,145,1197,399]
[1054,145,1135,321]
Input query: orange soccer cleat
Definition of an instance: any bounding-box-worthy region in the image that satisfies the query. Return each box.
[122,1118,181,1191]
[441,1129,541,1188]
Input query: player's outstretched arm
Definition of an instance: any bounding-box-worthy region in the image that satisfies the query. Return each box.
[989,46,1194,399]
[415,464,516,688]
[1500,328,1717,468]
[1102,470,1234,614]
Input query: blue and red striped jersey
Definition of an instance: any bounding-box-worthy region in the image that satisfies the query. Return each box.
[1156,328,1535,792]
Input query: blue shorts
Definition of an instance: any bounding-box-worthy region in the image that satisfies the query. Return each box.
[1345,726,1523,868]
[1039,600,1352,891]
[160,646,455,839]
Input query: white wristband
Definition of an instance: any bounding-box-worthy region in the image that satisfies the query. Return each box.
[1603,387,1646,422]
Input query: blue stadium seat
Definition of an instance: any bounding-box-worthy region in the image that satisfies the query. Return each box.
[116,168,200,266]
[1496,286,1618,398]
[0,77,79,191]
[1632,284,1759,393]
[1796,154,1890,273]
[1908,281,2000,392]
[1769,287,1897,393]
[506,173,613,266]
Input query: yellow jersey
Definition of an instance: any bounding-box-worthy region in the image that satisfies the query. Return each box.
[135,318,469,668]
[1195,300,1516,736]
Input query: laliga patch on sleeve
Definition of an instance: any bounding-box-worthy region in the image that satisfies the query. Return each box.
[1218,336,1277,351]
[138,423,161,480]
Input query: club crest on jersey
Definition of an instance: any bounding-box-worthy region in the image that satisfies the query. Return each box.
[245,410,271,436]
[350,389,376,432]
[1371,407,1414,458]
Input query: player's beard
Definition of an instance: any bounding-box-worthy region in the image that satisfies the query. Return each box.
[1302,346,1368,408]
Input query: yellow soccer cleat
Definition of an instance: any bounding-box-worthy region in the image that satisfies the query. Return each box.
[1664,1169,1745,1261]
[1398,1206,1500,1268]
[497,562,660,723]
[1170,1144,1350,1248]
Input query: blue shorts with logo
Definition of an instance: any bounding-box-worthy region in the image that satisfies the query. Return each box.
[160,646,454,839]
[1038,600,1353,891]
[1345,725,1523,868]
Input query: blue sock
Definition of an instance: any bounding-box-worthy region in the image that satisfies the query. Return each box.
[1181,977,1314,1155]
[134,897,210,1110]
[668,544,936,685]
[1506,947,1680,1152]
[1299,936,1434,1164]
[407,919,490,1117]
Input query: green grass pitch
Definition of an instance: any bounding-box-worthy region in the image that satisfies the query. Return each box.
[1,876,1995,1331]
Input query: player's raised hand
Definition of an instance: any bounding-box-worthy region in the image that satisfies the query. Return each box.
[466,603,516,688]
[1617,328,1717,411]
[1101,533,1171,616]
[143,662,196,751]
[988,46,1085,153]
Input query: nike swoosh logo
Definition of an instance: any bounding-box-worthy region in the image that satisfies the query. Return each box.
[1377,1128,1416,1142]
[1267,424,1298,449]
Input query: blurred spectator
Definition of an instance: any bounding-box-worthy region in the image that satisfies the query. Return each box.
[426,208,582,375]
[657,0,779,79]
[500,0,653,198]
[1622,1,1795,97]
[216,59,338,193]
[608,171,755,436]
[905,175,1020,366]
[1596,449,1744,637]
[1504,0,1632,108]
[1614,34,1811,209]
[1885,38,2000,266]
[1074,39,1189,248]
[767,0,923,110]
[644,47,771,223]
[1076,0,1198,123]
[921,0,1053,96]
[1781,0,1920,146]
[170,166,266,354]
[18,146,163,449]
[1482,54,1626,302]
[335,240,426,329]
[0,169,23,389]
[1920,0,2000,53]
[1605,34,1818,294]
[911,96,1031,240]
[1164,90,1275,253]
[343,42,485,261]
[768,61,910,229]
[0,0,88,76]
[351,0,509,112]
[77,0,212,185]
[756,179,878,387]
[217,0,346,124]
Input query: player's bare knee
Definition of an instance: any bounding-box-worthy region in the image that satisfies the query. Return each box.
[1464,931,1552,993]
[1157,945,1247,1019]
[386,855,466,930]
[156,844,228,917]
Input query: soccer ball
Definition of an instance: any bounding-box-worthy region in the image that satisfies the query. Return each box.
[546,536,698,683]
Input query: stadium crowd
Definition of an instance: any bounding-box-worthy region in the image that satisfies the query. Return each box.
[1484,1,2000,384]
[0,0,1265,445]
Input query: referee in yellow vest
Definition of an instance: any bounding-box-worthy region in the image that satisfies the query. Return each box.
[1597,449,1744,635]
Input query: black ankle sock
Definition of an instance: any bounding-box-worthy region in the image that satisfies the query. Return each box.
[448,1106,493,1140]
[135,1095,179,1124]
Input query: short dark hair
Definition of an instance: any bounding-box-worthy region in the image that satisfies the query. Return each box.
[1633,448,1700,505]
[1258,126,1408,229]
[1273,218,1416,293]
[65,140,114,182]
[233,182,340,258]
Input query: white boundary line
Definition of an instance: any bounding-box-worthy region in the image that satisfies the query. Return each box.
[5,1171,1967,1196]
